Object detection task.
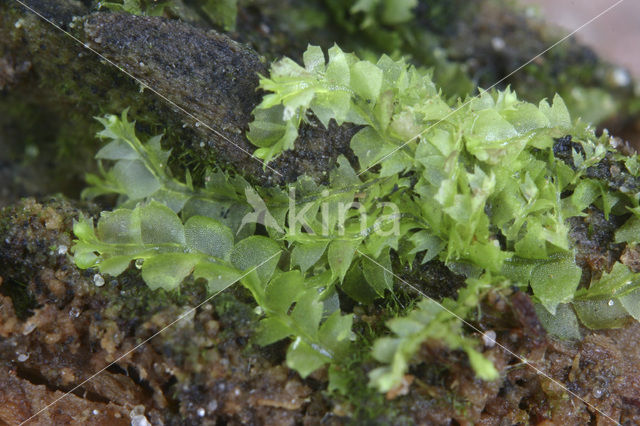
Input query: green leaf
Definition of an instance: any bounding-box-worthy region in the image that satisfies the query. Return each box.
[264,271,305,315]
[96,208,141,244]
[141,253,199,290]
[193,262,241,293]
[95,139,138,160]
[463,345,499,381]
[539,94,571,129]
[408,230,445,263]
[291,240,328,274]
[255,317,292,346]
[571,179,600,212]
[286,337,330,378]
[351,60,383,101]
[318,311,354,353]
[328,239,360,282]
[303,44,325,73]
[291,291,323,337]
[380,0,417,24]
[139,201,185,245]
[619,288,640,321]
[530,255,581,314]
[201,0,238,31]
[328,365,351,395]
[534,303,581,340]
[361,249,394,295]
[351,127,394,170]
[231,236,281,283]
[185,215,234,260]
[615,216,640,243]
[341,261,379,304]
[112,160,161,199]
[98,256,133,276]
[573,298,630,329]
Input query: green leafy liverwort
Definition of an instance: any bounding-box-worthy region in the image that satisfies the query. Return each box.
[73,44,640,396]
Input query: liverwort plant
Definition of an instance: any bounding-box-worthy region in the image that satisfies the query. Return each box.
[73,45,640,396]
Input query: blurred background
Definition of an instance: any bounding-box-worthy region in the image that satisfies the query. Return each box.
[521,0,640,78]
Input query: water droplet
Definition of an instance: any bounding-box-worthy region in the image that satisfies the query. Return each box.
[92,409,100,415]
[253,306,263,315]
[130,405,145,417]
[93,274,105,287]
[282,106,295,121]
[593,388,603,398]
[207,400,218,412]
[197,407,205,417]
[17,352,29,362]
[69,307,81,318]
[130,415,151,426]
[483,330,497,348]
[195,121,201,128]
[135,258,144,269]
[217,275,222,280]
[612,68,631,87]
[491,37,506,51]
[199,142,205,148]
[608,299,615,306]
[57,245,68,255]
[23,322,36,335]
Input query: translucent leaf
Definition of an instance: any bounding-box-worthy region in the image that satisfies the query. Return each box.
[96,209,141,244]
[351,60,383,101]
[291,291,323,337]
[95,139,138,160]
[141,253,199,290]
[291,240,328,274]
[231,236,281,283]
[98,255,133,276]
[328,239,360,282]
[535,303,581,340]
[111,160,161,200]
[193,262,241,293]
[571,179,600,212]
[463,346,499,381]
[150,189,191,213]
[303,44,325,73]
[380,0,417,24]
[264,271,305,315]
[502,103,550,134]
[201,0,237,31]
[539,94,571,129]
[341,261,379,304]
[185,215,234,260]
[350,127,394,170]
[362,249,394,295]
[318,311,354,353]
[286,337,330,378]
[255,317,292,346]
[573,298,629,329]
[182,197,253,238]
[139,201,185,245]
[530,255,581,314]
[247,105,298,149]
[619,288,640,321]
[615,216,640,243]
